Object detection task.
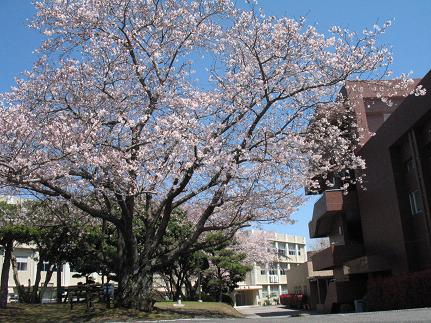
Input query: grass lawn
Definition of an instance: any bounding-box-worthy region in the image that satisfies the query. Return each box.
[156,301,243,318]
[0,301,243,322]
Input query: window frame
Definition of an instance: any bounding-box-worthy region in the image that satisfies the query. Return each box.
[16,258,28,271]
[277,242,286,257]
[409,190,423,215]
[288,243,297,256]
[269,285,279,297]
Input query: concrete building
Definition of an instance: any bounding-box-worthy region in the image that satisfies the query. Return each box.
[285,257,333,311]
[308,71,431,312]
[0,243,101,303]
[234,230,307,306]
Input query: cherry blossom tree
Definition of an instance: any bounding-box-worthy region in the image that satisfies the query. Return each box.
[234,230,278,264]
[0,0,408,310]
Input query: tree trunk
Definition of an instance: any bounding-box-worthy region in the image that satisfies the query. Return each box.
[117,267,154,311]
[217,268,223,302]
[39,264,54,303]
[116,219,157,311]
[218,286,223,302]
[184,279,196,300]
[56,263,62,303]
[163,274,174,300]
[173,273,185,301]
[0,239,13,308]
[11,255,26,303]
[31,259,43,303]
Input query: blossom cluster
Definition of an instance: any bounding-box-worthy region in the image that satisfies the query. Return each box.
[0,0,417,240]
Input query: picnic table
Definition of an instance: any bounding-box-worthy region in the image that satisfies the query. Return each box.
[64,283,115,311]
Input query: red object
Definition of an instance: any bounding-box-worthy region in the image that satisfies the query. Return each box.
[279,293,307,308]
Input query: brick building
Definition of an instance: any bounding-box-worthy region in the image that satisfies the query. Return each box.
[308,71,431,312]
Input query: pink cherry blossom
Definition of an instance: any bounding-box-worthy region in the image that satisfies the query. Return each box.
[0,0,417,308]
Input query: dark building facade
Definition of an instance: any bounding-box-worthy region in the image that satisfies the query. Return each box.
[308,71,431,312]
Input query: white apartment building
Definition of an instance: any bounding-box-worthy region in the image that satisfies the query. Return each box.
[0,243,101,303]
[234,230,307,306]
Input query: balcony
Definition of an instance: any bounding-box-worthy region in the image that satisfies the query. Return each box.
[311,244,364,271]
[269,275,279,283]
[343,255,391,275]
[309,190,357,238]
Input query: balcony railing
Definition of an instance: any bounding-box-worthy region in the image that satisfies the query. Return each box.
[269,275,279,283]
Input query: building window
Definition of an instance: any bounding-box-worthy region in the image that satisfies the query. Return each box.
[261,286,268,299]
[270,285,279,297]
[288,244,296,256]
[279,264,288,275]
[298,246,303,256]
[42,262,51,271]
[17,258,28,271]
[281,285,288,294]
[260,267,266,275]
[269,265,277,275]
[409,190,423,215]
[277,242,286,257]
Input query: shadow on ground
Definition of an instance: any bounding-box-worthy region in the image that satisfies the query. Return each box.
[254,309,314,317]
[236,305,317,318]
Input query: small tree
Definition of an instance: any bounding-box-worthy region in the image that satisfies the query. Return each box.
[203,248,252,303]
[157,210,210,300]
[66,224,117,285]
[161,250,208,301]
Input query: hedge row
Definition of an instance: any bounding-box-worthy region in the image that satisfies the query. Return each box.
[367,269,431,311]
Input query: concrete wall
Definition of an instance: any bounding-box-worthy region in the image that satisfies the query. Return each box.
[285,261,333,310]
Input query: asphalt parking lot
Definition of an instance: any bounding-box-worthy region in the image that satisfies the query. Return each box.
[235,305,431,322]
[147,306,431,323]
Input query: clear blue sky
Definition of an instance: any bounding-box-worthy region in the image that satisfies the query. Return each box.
[1,1,430,244]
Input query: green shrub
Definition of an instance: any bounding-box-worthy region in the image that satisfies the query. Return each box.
[200,294,216,302]
[221,294,234,306]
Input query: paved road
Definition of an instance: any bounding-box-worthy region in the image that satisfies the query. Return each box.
[235,305,301,318]
[139,306,431,322]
